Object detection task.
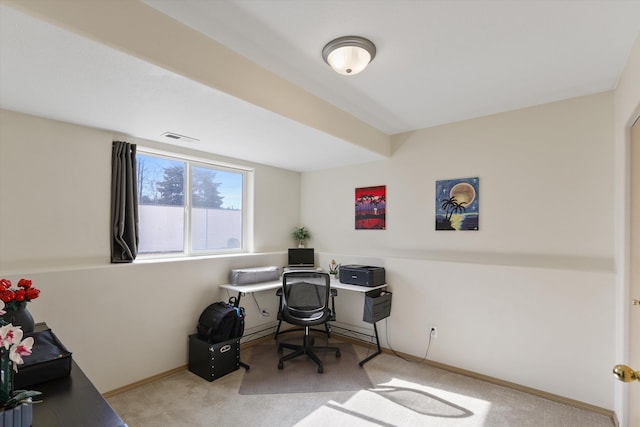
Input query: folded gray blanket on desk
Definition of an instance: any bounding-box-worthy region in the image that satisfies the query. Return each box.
[230,266,280,285]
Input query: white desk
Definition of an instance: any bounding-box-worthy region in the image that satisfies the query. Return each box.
[219,279,388,365]
[219,279,386,299]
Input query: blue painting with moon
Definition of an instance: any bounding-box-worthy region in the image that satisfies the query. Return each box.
[435,177,479,231]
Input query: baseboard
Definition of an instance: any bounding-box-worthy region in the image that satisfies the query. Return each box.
[240,334,276,347]
[333,333,615,422]
[420,357,615,419]
[103,365,186,398]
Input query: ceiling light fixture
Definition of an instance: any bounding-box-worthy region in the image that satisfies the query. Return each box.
[322,36,376,76]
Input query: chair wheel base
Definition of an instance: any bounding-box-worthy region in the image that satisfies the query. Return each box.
[317,366,323,373]
[336,350,341,358]
[278,361,283,370]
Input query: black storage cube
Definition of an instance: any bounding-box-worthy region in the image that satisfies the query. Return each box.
[188,335,240,381]
[363,289,392,323]
[15,328,72,389]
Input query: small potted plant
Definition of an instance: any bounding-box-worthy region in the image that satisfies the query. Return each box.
[291,226,311,248]
[328,259,340,279]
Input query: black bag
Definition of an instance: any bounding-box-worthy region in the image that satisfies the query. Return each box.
[197,299,245,343]
[15,328,72,389]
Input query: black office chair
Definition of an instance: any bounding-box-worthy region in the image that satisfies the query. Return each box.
[274,285,336,339]
[277,271,341,373]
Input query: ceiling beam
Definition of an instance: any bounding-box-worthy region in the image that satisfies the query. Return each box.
[3,0,390,157]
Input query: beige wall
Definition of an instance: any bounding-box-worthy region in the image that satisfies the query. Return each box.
[301,93,616,409]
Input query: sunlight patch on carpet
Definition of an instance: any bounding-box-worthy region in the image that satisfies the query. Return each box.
[294,379,492,427]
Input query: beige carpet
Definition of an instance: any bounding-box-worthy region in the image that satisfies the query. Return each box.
[239,341,373,394]
[107,339,615,427]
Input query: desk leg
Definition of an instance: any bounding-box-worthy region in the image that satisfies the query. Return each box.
[229,292,250,371]
[358,322,382,366]
[230,292,243,307]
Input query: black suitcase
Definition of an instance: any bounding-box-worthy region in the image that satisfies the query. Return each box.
[188,335,240,381]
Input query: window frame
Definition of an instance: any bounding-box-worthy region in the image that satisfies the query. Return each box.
[136,146,252,259]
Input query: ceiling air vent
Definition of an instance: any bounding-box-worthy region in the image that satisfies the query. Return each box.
[161,132,199,143]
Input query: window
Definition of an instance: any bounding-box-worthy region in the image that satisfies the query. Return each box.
[136,150,248,257]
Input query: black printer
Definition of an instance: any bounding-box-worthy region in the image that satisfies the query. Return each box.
[339,265,385,287]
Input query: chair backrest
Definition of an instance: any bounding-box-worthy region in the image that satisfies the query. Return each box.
[280,271,331,326]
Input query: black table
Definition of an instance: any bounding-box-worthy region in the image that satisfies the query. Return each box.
[21,323,126,426]
[31,360,126,427]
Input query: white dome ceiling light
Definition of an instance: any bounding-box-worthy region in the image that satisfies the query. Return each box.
[322,36,376,76]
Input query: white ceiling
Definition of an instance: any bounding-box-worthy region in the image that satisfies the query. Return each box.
[1,1,640,172]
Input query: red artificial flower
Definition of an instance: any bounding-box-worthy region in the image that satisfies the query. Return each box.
[0,290,15,303]
[14,289,26,302]
[17,279,32,289]
[25,288,40,301]
[0,278,40,310]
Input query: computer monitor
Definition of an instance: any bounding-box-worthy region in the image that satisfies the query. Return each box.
[288,248,315,268]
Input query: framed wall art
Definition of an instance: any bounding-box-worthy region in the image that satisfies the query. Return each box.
[355,185,386,230]
[435,177,479,231]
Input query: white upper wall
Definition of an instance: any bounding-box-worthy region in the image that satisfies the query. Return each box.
[304,92,614,267]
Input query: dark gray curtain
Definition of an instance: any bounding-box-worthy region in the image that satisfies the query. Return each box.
[111,141,139,263]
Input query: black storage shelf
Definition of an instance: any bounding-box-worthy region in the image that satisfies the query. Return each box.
[363,289,392,324]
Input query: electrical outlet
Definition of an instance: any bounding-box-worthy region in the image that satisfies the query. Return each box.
[430,326,438,338]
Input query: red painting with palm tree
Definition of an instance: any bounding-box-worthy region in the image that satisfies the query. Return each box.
[355,185,386,230]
